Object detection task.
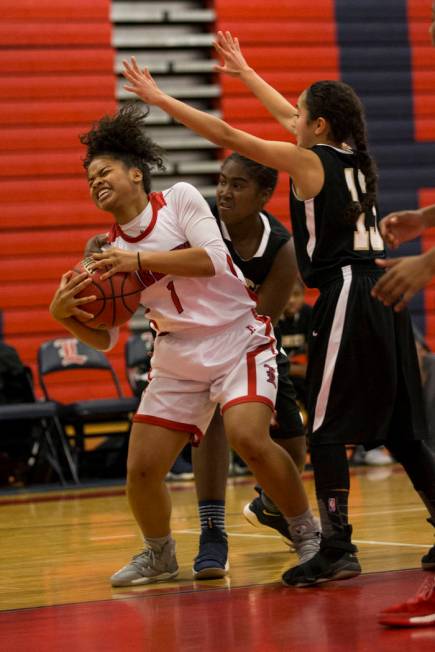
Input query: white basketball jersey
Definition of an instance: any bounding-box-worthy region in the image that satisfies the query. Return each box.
[107,182,256,334]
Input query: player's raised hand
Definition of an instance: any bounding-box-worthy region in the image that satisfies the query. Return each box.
[379,210,426,249]
[371,255,433,311]
[49,271,96,322]
[213,31,250,77]
[122,57,164,105]
[92,248,138,279]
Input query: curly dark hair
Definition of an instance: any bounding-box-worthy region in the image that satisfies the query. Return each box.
[223,152,278,194]
[80,103,165,193]
[304,80,378,224]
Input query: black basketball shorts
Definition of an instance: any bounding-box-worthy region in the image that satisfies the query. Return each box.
[271,350,305,440]
[306,264,428,446]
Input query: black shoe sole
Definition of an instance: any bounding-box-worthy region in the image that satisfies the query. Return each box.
[422,561,435,570]
[282,564,361,588]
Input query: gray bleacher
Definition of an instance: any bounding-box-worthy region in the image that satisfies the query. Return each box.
[112,0,220,197]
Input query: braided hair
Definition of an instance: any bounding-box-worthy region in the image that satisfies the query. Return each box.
[304,80,377,224]
[80,103,165,193]
[224,152,278,194]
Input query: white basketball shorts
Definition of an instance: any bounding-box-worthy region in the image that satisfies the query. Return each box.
[133,311,277,444]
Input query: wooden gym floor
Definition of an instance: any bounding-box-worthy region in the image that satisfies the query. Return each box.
[0,465,434,651]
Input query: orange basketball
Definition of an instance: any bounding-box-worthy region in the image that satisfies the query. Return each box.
[72,257,143,329]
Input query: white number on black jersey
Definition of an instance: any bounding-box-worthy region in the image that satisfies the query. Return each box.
[344,168,384,252]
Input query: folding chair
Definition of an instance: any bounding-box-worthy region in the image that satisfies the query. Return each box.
[124,329,155,398]
[0,366,78,485]
[38,338,139,479]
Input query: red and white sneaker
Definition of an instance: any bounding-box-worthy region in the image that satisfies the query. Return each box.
[378,574,435,628]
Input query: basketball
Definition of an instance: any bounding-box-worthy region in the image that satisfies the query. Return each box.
[71,257,143,329]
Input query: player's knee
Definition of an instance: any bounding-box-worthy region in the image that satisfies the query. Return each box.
[229,431,268,465]
[126,458,163,486]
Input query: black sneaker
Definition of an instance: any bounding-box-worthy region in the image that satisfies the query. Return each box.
[282,528,361,587]
[422,518,435,570]
[243,487,293,546]
[193,525,229,579]
[422,545,435,570]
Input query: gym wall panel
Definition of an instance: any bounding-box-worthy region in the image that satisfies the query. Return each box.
[0,101,118,126]
[2,49,114,74]
[2,0,110,20]
[0,203,108,230]
[0,0,123,398]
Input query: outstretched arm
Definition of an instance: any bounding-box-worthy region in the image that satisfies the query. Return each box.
[213,31,298,134]
[122,57,323,198]
[379,206,435,249]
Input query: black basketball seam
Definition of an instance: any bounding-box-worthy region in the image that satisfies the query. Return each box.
[75,265,141,327]
[121,274,136,315]
[109,275,116,327]
[74,266,105,320]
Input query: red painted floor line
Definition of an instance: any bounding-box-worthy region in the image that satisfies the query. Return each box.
[0,569,433,652]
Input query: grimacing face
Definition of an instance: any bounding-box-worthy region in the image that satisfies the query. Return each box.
[87,156,143,213]
[216,159,269,226]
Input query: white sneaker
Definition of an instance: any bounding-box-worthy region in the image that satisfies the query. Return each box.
[289,517,322,564]
[111,539,179,587]
[364,447,393,466]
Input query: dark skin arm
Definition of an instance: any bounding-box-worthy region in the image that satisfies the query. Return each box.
[84,233,108,257]
[256,240,297,325]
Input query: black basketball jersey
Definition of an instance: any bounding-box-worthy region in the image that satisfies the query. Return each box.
[289,144,386,288]
[209,200,291,294]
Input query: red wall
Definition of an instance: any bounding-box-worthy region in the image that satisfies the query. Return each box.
[0,0,130,398]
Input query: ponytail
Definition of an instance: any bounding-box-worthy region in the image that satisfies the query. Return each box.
[305,81,378,224]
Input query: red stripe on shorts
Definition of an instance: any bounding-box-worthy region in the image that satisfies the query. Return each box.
[221,396,274,413]
[133,414,203,446]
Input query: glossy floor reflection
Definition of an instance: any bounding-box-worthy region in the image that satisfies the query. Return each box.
[0,466,433,651]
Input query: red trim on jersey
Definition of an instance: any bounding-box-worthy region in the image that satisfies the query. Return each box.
[221,396,274,413]
[226,253,238,277]
[133,414,203,445]
[107,192,166,243]
[247,287,258,303]
[227,254,258,302]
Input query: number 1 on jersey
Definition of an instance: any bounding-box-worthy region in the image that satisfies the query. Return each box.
[166,281,184,313]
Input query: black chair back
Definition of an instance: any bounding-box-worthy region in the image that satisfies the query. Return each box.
[38,338,123,400]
